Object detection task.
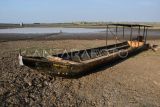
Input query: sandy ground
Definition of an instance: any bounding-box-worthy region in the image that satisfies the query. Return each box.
[0,39,160,107]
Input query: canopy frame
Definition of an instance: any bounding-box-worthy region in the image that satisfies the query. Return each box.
[105,24,152,46]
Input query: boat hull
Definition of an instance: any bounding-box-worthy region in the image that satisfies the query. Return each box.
[19,42,149,77]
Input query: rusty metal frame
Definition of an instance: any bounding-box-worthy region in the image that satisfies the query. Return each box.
[106,24,152,46]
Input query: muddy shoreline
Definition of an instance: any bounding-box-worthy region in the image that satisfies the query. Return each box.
[0,28,160,106]
[0,32,160,43]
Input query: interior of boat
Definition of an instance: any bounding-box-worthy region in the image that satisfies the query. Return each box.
[53,41,130,62]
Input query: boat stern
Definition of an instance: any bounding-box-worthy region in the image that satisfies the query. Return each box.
[18,54,24,66]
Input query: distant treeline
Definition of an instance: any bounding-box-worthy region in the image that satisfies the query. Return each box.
[0,23,21,29]
[0,22,108,28]
[0,22,160,29]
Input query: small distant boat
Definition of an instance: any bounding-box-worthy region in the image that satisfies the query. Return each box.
[19,24,151,77]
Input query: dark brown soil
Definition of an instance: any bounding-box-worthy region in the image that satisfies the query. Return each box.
[0,39,160,107]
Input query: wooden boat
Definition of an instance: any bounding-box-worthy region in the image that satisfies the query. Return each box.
[19,24,151,77]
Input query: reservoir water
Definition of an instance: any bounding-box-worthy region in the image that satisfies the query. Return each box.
[0,27,159,37]
[0,28,105,34]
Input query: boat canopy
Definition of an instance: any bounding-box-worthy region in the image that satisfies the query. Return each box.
[107,23,152,27]
[105,23,152,46]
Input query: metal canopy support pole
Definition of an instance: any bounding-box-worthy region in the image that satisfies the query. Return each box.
[123,26,125,41]
[106,25,109,46]
[145,27,148,44]
[138,26,141,36]
[116,26,118,44]
[143,26,146,42]
[130,26,133,45]
[138,26,141,46]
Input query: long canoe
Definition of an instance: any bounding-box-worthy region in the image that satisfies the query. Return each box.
[19,41,149,77]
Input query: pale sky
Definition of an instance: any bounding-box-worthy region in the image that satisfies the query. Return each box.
[0,0,160,23]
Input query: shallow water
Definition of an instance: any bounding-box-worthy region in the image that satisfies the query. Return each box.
[0,27,159,38]
[0,28,105,34]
